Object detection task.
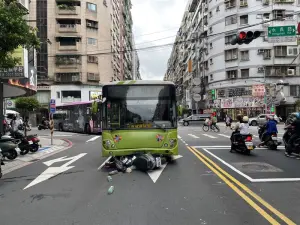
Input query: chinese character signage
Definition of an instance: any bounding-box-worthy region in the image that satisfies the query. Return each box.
[89,91,102,101]
[0,46,28,79]
[252,84,265,97]
[228,87,252,97]
[8,66,37,91]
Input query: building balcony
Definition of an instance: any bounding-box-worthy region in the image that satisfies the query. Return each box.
[56,6,80,16]
[55,72,82,83]
[58,43,81,51]
[57,24,81,33]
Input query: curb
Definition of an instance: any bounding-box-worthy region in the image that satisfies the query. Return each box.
[2,138,73,175]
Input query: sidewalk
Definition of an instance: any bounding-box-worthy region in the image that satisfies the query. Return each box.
[2,137,72,175]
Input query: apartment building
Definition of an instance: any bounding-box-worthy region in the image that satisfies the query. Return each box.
[110,0,135,81]
[165,0,300,119]
[29,0,139,108]
[132,36,142,80]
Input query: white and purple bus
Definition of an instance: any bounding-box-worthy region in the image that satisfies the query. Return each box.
[53,100,102,134]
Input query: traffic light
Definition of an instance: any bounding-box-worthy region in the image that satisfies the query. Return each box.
[271,105,275,114]
[211,89,216,100]
[231,31,261,45]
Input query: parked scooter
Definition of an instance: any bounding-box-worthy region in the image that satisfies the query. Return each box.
[4,131,30,155]
[258,125,281,150]
[230,134,255,155]
[9,131,40,153]
[0,137,19,160]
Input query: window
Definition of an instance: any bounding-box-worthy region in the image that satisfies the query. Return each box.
[264,49,271,59]
[256,14,262,19]
[88,56,98,63]
[227,70,237,79]
[210,58,213,64]
[87,38,97,45]
[240,0,248,6]
[225,48,238,61]
[274,46,287,57]
[56,92,60,99]
[209,43,213,49]
[87,2,97,12]
[225,15,237,26]
[240,50,249,61]
[263,13,270,20]
[273,10,285,19]
[209,11,212,17]
[86,20,98,29]
[210,74,213,81]
[59,37,78,46]
[209,26,213,33]
[290,85,300,96]
[240,15,248,25]
[241,69,249,78]
[288,46,298,56]
[225,34,235,45]
[216,6,220,11]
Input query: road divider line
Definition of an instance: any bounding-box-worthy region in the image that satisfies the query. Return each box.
[97,156,112,170]
[218,134,231,138]
[190,146,296,225]
[187,146,280,225]
[188,134,199,139]
[178,135,182,139]
[202,134,216,139]
[86,136,100,142]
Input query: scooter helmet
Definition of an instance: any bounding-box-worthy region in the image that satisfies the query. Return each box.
[268,115,274,120]
[243,116,249,122]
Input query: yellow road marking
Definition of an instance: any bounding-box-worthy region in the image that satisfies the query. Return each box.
[187,146,279,224]
[189,146,296,225]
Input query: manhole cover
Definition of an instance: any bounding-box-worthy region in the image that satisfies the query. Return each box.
[232,162,283,173]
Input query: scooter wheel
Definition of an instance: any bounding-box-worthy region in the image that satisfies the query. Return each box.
[20,148,30,155]
[6,150,18,160]
[30,145,39,153]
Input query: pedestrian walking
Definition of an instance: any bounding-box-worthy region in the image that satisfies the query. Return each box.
[225,115,232,130]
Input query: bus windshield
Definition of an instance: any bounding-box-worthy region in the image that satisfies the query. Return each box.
[103,85,177,130]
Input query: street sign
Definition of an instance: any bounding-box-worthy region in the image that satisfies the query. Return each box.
[268,25,296,43]
[192,86,201,93]
[50,99,56,114]
[193,93,201,102]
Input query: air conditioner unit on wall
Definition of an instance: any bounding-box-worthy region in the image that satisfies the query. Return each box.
[287,69,295,75]
[257,49,264,54]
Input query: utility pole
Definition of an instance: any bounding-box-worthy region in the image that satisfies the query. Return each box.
[263,66,267,113]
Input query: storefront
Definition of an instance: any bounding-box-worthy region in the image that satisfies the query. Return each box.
[206,86,265,120]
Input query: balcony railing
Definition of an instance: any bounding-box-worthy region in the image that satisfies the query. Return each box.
[55,73,81,83]
[58,24,80,33]
[58,43,80,51]
[57,6,80,15]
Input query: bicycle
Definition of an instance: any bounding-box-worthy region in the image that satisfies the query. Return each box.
[202,123,220,132]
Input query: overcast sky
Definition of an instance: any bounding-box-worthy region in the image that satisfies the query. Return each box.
[131,0,189,80]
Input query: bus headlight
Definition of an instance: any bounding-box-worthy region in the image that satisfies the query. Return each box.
[104,140,111,148]
[164,143,168,147]
[169,139,177,147]
[111,144,115,148]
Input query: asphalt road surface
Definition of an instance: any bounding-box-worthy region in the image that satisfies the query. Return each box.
[0,125,299,225]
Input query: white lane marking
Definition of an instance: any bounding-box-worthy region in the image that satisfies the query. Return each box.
[86,136,100,142]
[188,134,199,139]
[178,135,182,138]
[201,148,254,182]
[97,156,112,170]
[202,134,216,139]
[218,134,230,138]
[194,147,300,183]
[193,145,285,149]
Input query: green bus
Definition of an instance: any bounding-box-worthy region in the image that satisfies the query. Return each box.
[101,80,178,157]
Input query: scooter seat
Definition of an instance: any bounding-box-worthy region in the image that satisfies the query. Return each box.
[0,137,15,142]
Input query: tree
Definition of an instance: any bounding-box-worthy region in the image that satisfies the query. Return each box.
[15,97,40,113]
[0,0,40,68]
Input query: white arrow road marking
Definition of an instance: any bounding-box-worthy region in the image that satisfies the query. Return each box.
[24,153,87,190]
[188,134,199,138]
[147,155,183,183]
[86,136,100,142]
[202,134,216,139]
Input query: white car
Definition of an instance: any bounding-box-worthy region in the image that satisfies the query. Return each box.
[248,114,280,126]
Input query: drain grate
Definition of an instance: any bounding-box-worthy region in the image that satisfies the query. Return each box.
[232,162,283,173]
